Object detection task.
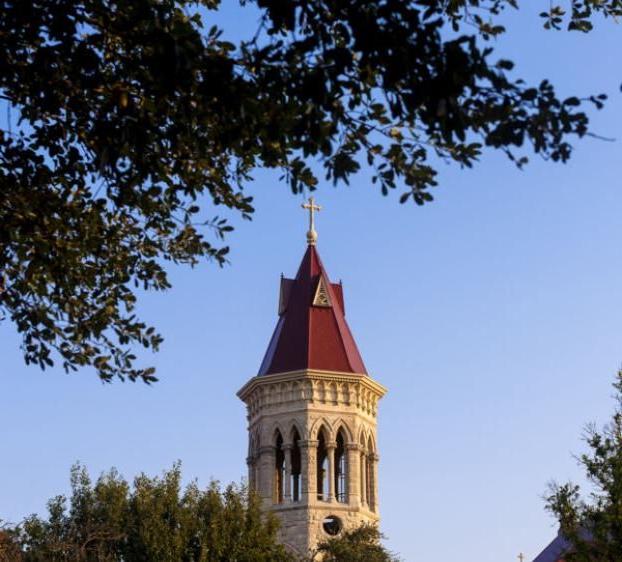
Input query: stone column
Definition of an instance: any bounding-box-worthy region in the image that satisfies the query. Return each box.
[327,441,336,503]
[300,439,318,504]
[283,444,293,502]
[371,453,380,513]
[360,450,367,506]
[346,444,360,507]
[258,445,276,506]
[245,456,255,491]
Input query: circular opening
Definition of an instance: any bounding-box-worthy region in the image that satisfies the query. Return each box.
[322,515,342,536]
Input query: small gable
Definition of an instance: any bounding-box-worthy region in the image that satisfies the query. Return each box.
[279,277,295,315]
[313,277,331,307]
[331,282,344,314]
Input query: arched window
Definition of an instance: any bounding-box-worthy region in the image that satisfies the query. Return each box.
[274,430,284,504]
[316,428,328,501]
[291,428,301,502]
[335,429,347,503]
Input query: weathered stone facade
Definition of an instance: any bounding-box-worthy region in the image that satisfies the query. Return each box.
[237,368,386,557]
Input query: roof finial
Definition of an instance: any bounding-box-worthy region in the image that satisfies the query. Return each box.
[302,196,322,246]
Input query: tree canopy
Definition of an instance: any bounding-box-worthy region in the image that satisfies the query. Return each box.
[0,0,617,381]
[1,463,290,562]
[313,523,399,562]
[0,463,401,561]
[546,369,622,561]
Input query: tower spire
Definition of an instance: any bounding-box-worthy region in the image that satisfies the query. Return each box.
[301,196,321,245]
[256,243,367,376]
[237,229,387,557]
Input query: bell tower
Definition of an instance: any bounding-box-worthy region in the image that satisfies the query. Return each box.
[237,199,387,556]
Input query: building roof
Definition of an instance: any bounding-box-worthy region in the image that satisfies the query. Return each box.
[532,532,571,562]
[257,244,368,376]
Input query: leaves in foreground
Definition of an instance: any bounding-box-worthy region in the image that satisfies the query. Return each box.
[0,0,611,381]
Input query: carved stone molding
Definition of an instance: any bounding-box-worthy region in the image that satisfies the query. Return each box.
[238,369,386,421]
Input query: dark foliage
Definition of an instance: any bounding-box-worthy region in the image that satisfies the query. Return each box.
[0,0,612,380]
[313,523,399,562]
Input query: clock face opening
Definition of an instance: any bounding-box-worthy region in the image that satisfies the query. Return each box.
[322,515,342,536]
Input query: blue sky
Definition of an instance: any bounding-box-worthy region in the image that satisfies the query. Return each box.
[1,4,621,562]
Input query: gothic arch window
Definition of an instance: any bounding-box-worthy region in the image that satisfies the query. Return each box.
[316,427,329,501]
[290,427,302,502]
[335,428,347,503]
[274,430,285,504]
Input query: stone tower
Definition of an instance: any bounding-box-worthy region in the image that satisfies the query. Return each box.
[237,200,387,556]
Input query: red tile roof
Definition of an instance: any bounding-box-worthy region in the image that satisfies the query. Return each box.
[258,244,367,376]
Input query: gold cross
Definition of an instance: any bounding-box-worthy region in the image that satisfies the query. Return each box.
[302,196,321,245]
[518,554,525,562]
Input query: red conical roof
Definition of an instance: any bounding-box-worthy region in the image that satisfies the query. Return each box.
[258,245,367,376]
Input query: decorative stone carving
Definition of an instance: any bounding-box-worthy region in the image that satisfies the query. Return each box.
[238,369,386,556]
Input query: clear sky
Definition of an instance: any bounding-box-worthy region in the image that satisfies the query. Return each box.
[1,4,621,562]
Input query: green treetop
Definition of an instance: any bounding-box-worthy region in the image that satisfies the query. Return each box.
[547,369,622,561]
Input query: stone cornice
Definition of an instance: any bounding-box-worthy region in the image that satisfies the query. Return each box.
[247,407,379,430]
[237,368,387,403]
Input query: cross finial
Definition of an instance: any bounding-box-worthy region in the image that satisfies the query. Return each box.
[518,553,525,562]
[302,196,322,245]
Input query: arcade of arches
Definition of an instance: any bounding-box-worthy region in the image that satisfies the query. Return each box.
[267,423,377,511]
